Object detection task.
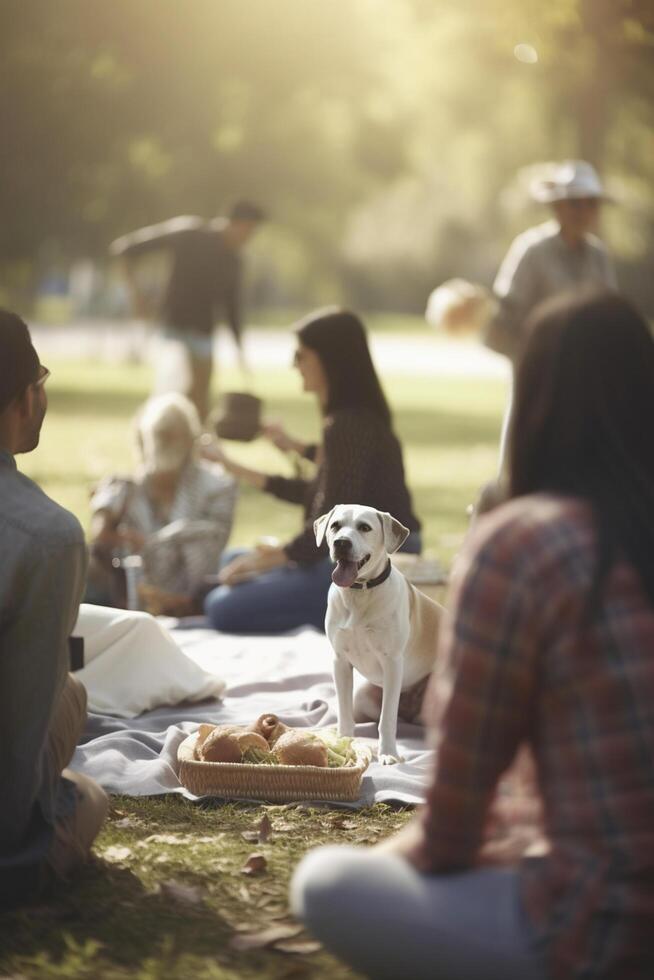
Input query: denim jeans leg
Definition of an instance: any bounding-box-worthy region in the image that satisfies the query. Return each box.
[204,557,334,633]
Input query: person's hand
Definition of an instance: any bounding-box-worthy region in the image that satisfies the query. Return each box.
[139,583,196,617]
[261,420,301,454]
[199,434,232,470]
[372,814,432,872]
[218,545,288,586]
[116,525,146,553]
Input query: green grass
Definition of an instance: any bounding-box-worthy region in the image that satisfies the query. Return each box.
[0,798,411,980]
[4,354,506,978]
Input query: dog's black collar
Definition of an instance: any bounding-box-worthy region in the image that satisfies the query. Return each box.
[350,559,392,590]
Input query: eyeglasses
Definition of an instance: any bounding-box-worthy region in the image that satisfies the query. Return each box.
[33,365,51,388]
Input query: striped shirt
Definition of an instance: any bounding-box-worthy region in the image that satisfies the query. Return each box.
[419,494,654,979]
[91,459,236,595]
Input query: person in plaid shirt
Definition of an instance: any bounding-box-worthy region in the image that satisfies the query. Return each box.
[291,289,654,980]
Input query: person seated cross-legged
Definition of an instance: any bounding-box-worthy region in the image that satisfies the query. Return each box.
[201,308,422,633]
[292,291,654,980]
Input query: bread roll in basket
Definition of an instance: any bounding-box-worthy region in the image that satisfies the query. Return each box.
[177,730,372,803]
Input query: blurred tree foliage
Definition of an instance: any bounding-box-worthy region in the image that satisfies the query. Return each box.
[1,0,653,312]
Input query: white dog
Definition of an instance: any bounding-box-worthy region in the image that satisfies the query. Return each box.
[315,504,443,765]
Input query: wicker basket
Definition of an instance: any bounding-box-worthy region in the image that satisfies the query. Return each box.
[177,731,372,803]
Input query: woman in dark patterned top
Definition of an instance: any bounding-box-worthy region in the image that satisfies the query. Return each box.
[202,308,421,632]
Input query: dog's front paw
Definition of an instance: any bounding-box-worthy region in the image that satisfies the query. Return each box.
[379,752,404,766]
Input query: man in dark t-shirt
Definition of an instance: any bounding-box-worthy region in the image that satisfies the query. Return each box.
[110,200,266,420]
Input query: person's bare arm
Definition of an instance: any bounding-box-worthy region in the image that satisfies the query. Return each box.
[261,421,311,457]
[217,543,289,586]
[118,257,150,319]
[199,437,268,490]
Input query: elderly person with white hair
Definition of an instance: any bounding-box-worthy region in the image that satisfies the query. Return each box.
[86,393,236,615]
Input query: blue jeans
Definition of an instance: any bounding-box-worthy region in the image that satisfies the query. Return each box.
[204,531,422,634]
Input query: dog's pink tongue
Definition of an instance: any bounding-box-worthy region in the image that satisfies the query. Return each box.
[332,559,359,588]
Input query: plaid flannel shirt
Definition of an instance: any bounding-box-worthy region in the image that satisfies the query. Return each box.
[419,494,654,980]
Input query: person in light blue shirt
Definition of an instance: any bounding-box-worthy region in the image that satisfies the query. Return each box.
[480,160,617,506]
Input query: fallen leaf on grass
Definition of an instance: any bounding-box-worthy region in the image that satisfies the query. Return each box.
[229,923,303,951]
[274,938,323,954]
[241,813,273,844]
[158,880,204,906]
[257,813,273,842]
[271,820,297,832]
[143,833,185,845]
[101,845,132,862]
[241,853,267,876]
[336,819,359,830]
[230,920,257,933]
[113,816,141,830]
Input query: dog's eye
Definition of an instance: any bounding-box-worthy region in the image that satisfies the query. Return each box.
[357,522,372,532]
[330,521,341,532]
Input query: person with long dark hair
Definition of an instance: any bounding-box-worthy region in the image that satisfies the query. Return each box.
[201,308,421,633]
[291,290,654,980]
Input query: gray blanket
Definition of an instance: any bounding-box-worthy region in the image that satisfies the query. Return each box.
[73,625,433,807]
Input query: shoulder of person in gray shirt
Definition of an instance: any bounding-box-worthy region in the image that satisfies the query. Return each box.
[0,464,85,551]
[0,456,87,886]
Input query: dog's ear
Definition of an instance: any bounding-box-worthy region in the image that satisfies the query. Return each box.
[377,511,410,554]
[314,507,336,547]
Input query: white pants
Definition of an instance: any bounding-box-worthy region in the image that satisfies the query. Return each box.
[72,604,225,717]
[291,846,546,980]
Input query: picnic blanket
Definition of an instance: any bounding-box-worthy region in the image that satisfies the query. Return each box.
[73,624,434,807]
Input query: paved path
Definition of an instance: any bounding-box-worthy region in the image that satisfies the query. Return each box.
[30,318,510,380]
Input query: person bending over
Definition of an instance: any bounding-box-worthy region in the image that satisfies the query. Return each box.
[292,290,654,980]
[202,308,422,633]
[0,310,107,907]
[86,392,236,616]
[110,200,266,420]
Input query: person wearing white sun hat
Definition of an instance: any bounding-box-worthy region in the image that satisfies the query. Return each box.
[482,160,618,484]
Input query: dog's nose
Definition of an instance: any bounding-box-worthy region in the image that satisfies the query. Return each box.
[333,537,352,554]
